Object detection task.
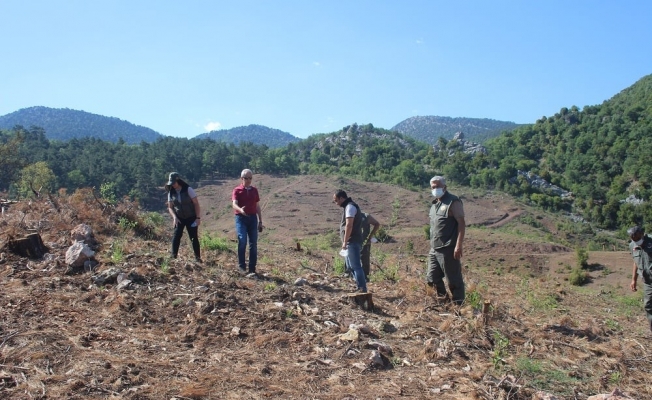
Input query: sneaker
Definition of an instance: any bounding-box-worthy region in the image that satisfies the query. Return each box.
[246,272,258,279]
[238,267,247,274]
[195,258,203,264]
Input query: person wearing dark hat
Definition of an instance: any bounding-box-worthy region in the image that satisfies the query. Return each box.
[627,225,652,333]
[165,172,202,262]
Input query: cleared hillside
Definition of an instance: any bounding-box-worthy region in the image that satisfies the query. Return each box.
[0,175,647,399]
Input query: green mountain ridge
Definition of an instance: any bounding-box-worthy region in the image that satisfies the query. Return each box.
[392,115,521,144]
[0,106,163,144]
[193,124,300,148]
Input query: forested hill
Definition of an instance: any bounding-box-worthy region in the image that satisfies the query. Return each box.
[461,73,652,229]
[0,106,163,144]
[392,116,520,144]
[193,124,300,148]
[287,123,433,185]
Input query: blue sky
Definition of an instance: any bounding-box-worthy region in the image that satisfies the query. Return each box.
[1,1,650,139]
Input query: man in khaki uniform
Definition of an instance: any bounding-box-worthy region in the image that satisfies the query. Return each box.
[427,176,466,305]
[627,226,652,334]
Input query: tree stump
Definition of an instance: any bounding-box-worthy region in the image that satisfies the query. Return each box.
[347,292,374,311]
[6,233,48,259]
[482,300,492,324]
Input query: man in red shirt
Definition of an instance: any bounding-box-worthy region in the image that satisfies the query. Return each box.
[232,169,263,275]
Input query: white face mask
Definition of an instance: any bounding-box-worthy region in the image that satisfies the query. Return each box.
[431,188,445,198]
[634,238,644,246]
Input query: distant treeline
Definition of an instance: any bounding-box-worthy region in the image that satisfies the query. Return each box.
[0,123,434,208]
[1,74,651,230]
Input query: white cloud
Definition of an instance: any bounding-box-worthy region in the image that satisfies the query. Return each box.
[416,38,424,44]
[313,61,321,67]
[204,121,222,132]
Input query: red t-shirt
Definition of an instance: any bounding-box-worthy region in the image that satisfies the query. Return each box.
[232,185,260,215]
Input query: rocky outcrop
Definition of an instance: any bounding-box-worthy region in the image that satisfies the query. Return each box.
[432,131,487,156]
[511,170,573,199]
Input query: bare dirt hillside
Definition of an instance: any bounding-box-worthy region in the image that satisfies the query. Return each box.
[0,175,648,399]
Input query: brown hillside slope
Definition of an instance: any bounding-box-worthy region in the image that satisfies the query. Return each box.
[0,176,648,399]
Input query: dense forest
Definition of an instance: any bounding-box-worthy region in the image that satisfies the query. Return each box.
[392,116,520,144]
[0,106,163,144]
[1,74,650,231]
[193,124,301,148]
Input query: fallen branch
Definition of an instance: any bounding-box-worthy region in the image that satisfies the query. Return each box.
[0,364,30,370]
[0,331,23,349]
[549,340,585,352]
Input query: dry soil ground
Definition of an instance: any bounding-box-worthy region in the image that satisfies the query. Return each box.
[0,175,649,400]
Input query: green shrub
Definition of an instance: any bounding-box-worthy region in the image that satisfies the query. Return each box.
[200,233,230,252]
[405,239,414,254]
[569,267,588,286]
[466,290,483,309]
[575,246,589,269]
[110,241,125,263]
[333,255,346,275]
[118,216,138,232]
[375,226,390,242]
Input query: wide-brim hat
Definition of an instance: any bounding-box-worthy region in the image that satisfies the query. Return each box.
[167,172,180,185]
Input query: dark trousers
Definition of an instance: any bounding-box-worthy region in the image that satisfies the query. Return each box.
[643,281,652,324]
[361,243,371,279]
[426,246,465,304]
[171,217,200,259]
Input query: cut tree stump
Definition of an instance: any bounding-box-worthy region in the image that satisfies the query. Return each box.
[6,233,48,259]
[347,292,374,311]
[482,300,492,324]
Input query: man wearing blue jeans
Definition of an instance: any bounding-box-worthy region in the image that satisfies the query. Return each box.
[333,190,368,293]
[232,169,263,275]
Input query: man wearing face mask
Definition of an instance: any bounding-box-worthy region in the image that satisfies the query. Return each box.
[627,226,652,333]
[427,176,466,305]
